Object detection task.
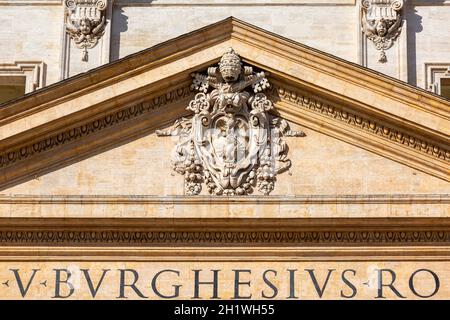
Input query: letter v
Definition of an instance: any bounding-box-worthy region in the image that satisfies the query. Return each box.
[81,269,110,298]
[305,269,335,298]
[10,269,40,298]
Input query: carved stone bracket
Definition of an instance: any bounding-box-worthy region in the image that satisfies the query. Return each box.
[157,48,305,196]
[64,0,108,62]
[361,0,405,63]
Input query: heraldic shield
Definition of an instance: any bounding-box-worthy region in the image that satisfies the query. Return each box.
[192,91,270,195]
[157,48,305,196]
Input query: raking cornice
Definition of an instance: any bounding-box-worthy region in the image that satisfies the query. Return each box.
[0,17,448,189]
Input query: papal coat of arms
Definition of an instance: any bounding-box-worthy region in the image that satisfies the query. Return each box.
[157,48,305,196]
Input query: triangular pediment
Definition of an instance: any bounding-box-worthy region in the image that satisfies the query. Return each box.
[0,17,449,193]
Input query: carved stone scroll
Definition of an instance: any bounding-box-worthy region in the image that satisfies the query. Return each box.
[361,0,404,63]
[64,0,108,62]
[157,48,305,196]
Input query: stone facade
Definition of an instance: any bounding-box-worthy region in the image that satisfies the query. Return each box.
[1,1,450,92]
[0,2,449,300]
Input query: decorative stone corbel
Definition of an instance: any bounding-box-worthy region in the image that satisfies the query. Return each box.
[361,0,404,63]
[426,64,450,95]
[64,0,108,62]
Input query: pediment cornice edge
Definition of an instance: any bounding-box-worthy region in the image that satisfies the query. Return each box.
[0,81,195,190]
[0,18,448,189]
[0,76,448,191]
[268,79,449,181]
[2,17,448,126]
[0,17,233,124]
[230,19,450,120]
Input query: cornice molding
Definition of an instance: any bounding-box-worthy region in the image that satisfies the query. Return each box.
[268,80,450,180]
[0,230,448,246]
[1,219,449,256]
[1,18,448,125]
[0,194,448,204]
[0,81,194,189]
[1,195,448,219]
[0,84,193,169]
[0,216,450,246]
[0,18,448,188]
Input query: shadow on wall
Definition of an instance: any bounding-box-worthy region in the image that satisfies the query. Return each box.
[406,0,449,85]
[406,8,423,87]
[406,0,448,87]
[110,7,129,62]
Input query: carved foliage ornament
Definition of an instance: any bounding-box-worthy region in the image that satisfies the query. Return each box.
[157,48,305,196]
[64,0,108,62]
[361,0,404,63]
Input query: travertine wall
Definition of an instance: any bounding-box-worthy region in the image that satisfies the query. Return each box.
[0,4,64,85]
[0,0,449,91]
[111,4,357,62]
[406,4,450,88]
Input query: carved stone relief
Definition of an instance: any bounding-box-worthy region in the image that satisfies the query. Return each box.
[157,48,305,196]
[64,0,108,62]
[1,77,448,178]
[361,0,404,63]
